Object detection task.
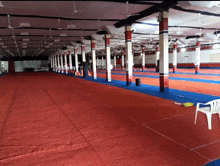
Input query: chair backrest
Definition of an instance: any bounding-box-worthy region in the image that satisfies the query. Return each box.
[206,99,220,113]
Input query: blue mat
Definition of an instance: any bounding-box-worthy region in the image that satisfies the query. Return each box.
[67,74,219,105]
[97,71,220,84]
[205,159,220,166]
[141,70,220,76]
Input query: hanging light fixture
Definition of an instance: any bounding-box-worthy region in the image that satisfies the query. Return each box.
[73,1,77,13]
[180,48,186,52]
[213,44,220,49]
[58,19,61,30]
[50,29,52,38]
[0,1,4,7]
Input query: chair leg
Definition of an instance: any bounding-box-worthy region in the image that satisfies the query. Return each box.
[206,114,212,130]
[194,111,198,124]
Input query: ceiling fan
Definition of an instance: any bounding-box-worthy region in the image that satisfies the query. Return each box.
[119,1,140,18]
[72,1,84,14]
[72,1,77,13]
[0,1,4,7]
[7,15,13,29]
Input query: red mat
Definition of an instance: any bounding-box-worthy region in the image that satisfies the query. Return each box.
[96,72,220,96]
[0,72,219,165]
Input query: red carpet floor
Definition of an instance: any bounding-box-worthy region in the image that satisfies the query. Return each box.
[0,72,219,165]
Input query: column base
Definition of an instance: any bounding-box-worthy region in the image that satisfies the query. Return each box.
[173,66,177,73]
[156,67,159,72]
[195,66,200,74]
[160,75,169,92]
[160,87,169,92]
[106,70,111,82]
[126,71,132,86]
[76,71,80,76]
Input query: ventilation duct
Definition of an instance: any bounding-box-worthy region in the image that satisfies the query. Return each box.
[62,46,67,50]
[185,35,203,39]
[188,1,220,8]
[96,30,108,35]
[214,31,220,35]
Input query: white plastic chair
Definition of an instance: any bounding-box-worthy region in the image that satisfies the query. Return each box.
[194,99,220,130]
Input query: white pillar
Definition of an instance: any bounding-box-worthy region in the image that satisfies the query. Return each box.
[74,47,79,73]
[69,50,72,70]
[64,52,68,73]
[159,11,169,92]
[55,55,58,72]
[101,55,104,69]
[0,61,2,75]
[56,55,60,73]
[195,41,200,74]
[173,43,177,73]
[96,55,98,68]
[142,47,145,71]
[50,56,52,70]
[75,47,79,73]
[132,51,134,70]
[81,44,85,75]
[91,40,97,79]
[57,54,60,72]
[60,54,64,73]
[81,44,86,63]
[121,50,124,70]
[52,56,54,71]
[105,34,111,82]
[113,54,116,70]
[155,45,159,69]
[53,56,55,71]
[125,25,132,85]
[50,56,53,70]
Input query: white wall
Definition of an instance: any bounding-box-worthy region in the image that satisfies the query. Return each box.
[15,60,49,72]
[134,48,220,65]
[1,61,8,72]
[0,61,1,74]
[96,59,106,67]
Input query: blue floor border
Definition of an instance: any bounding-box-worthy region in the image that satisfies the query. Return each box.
[97,71,220,84]
[205,158,220,166]
[110,69,220,76]
[55,71,220,105]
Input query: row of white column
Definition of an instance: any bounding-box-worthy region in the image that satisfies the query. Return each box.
[50,10,201,92]
[155,41,201,74]
[50,47,82,74]
[50,39,200,86]
[50,50,126,73]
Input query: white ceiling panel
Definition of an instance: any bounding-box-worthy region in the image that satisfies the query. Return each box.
[0,1,220,59]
